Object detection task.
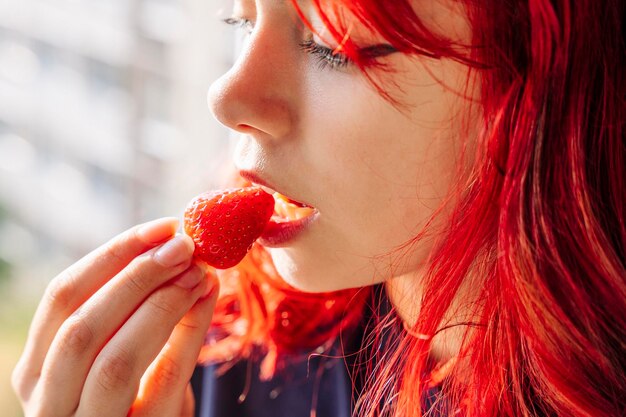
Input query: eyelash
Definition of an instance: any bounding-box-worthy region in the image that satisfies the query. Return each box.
[298,39,351,70]
[222,17,353,70]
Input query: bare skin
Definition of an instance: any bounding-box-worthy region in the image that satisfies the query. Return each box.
[12,218,219,416]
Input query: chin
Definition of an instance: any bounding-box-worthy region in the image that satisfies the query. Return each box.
[267,248,327,293]
[266,247,381,293]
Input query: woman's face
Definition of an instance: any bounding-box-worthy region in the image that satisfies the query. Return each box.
[208,0,477,292]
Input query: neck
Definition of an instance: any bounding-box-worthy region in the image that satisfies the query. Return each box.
[384,270,476,364]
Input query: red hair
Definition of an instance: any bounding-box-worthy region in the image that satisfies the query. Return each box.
[202,1,626,416]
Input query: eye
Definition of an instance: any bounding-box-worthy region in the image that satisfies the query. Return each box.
[300,39,398,71]
[223,17,255,34]
[223,17,397,72]
[299,39,352,70]
[222,16,352,71]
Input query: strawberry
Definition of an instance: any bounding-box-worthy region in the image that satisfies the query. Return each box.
[184,187,275,269]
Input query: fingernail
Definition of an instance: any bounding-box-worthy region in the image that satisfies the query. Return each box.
[154,235,194,267]
[173,264,204,289]
[137,218,179,244]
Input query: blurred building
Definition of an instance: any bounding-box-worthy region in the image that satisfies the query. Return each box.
[0,0,235,296]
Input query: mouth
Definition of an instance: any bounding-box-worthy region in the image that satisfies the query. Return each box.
[239,171,319,247]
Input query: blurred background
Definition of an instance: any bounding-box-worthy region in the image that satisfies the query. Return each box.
[0,0,237,414]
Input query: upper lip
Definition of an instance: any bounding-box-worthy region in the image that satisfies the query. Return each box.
[239,170,312,207]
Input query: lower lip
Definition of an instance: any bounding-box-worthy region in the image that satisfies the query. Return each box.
[258,212,319,247]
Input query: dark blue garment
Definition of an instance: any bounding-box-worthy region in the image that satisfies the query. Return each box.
[191,361,446,417]
[192,354,355,417]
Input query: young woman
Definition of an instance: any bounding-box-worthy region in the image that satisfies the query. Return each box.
[12,1,625,416]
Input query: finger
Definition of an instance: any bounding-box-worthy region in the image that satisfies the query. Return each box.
[76,264,212,417]
[34,235,196,417]
[14,218,178,399]
[132,275,219,416]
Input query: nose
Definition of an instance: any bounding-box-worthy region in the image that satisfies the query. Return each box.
[208,24,297,140]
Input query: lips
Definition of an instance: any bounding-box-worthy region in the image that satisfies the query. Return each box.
[239,171,319,247]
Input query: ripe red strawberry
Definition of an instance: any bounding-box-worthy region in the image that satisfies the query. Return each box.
[184,187,275,269]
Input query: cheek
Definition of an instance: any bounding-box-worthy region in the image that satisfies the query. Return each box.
[307,89,457,232]
[288,59,472,288]
[301,120,445,280]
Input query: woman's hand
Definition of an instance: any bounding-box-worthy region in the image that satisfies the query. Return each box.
[12,218,219,417]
